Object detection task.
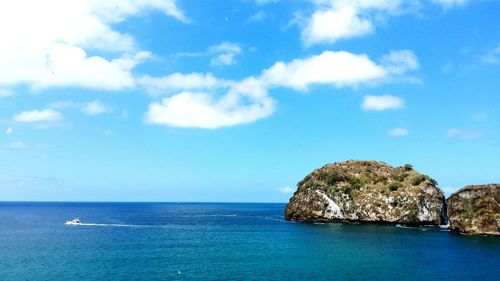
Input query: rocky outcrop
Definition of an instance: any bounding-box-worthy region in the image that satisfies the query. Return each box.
[447,184,500,236]
[285,160,447,225]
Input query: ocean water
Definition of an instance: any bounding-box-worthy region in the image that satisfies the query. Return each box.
[0,203,499,281]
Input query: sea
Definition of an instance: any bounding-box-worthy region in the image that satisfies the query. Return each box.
[0,202,499,281]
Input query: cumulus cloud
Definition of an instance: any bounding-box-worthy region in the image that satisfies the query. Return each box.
[144,50,410,96]
[262,50,418,91]
[362,95,405,111]
[381,50,419,75]
[302,5,374,46]
[301,0,402,46]
[143,49,418,129]
[81,100,109,116]
[6,128,13,135]
[301,0,466,46]
[447,128,488,139]
[388,127,409,137]
[279,186,294,194]
[261,51,386,90]
[145,78,275,129]
[26,45,150,90]
[209,42,243,66]
[0,0,187,91]
[13,109,62,122]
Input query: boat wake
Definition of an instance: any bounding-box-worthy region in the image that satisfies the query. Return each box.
[77,223,145,227]
[65,221,164,228]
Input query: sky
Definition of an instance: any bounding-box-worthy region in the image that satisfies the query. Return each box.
[0,0,499,202]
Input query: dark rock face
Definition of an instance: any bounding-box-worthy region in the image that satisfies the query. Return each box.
[447,184,500,236]
[285,160,446,225]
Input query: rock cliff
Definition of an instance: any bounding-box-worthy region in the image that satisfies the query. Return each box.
[285,160,447,225]
[447,184,500,236]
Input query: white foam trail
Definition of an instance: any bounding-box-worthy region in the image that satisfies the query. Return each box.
[68,223,164,228]
[79,223,142,227]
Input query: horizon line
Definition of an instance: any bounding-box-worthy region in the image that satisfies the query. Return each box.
[0,200,288,204]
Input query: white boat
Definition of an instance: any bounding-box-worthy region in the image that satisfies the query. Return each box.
[65,218,81,225]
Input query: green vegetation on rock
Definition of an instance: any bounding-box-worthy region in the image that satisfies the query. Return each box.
[285,160,446,225]
[447,184,500,236]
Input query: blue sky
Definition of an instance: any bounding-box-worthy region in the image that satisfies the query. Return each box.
[1,0,499,202]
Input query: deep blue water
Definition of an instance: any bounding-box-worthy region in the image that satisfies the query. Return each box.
[0,202,499,280]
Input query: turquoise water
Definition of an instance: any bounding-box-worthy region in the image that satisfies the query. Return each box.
[0,202,499,280]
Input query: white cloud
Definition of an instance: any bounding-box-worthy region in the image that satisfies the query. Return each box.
[279,186,295,194]
[480,43,500,65]
[143,49,418,129]
[6,128,13,135]
[388,127,409,137]
[261,51,387,90]
[81,100,109,115]
[261,50,418,91]
[139,73,229,95]
[26,45,150,90]
[302,6,373,46]
[301,1,466,46]
[381,50,419,75]
[362,95,405,111]
[301,0,403,46]
[0,0,187,91]
[13,109,63,123]
[145,77,275,129]
[447,128,488,139]
[209,42,243,66]
[432,0,468,8]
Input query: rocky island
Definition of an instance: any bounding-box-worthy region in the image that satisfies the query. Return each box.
[447,184,500,236]
[285,160,446,225]
[285,160,499,236]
